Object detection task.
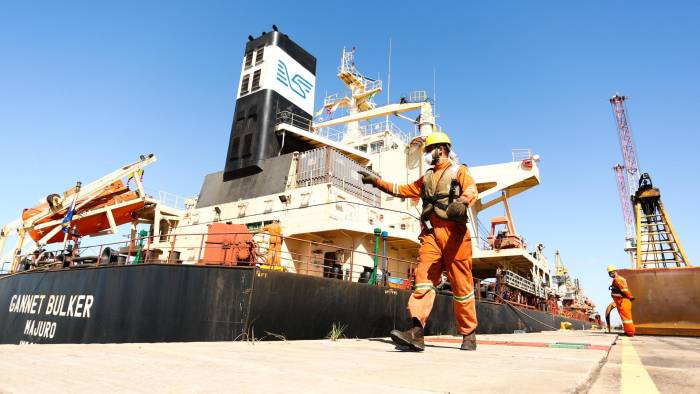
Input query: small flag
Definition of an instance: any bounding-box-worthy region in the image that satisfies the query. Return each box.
[62,207,75,233]
[62,182,81,234]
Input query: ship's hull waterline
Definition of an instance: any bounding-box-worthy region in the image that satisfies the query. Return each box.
[0,264,590,344]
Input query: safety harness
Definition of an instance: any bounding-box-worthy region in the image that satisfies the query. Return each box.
[609,283,624,297]
[609,280,631,299]
[420,163,469,228]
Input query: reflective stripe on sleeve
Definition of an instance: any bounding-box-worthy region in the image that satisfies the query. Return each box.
[622,320,634,324]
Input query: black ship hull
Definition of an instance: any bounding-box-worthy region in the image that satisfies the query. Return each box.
[0,264,590,344]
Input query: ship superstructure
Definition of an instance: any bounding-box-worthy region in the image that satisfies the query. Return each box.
[142,29,584,315]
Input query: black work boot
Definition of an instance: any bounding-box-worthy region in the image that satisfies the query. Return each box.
[460,330,477,351]
[390,318,425,351]
[460,330,476,350]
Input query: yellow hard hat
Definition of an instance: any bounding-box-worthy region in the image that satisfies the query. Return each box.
[606,265,617,273]
[423,132,452,152]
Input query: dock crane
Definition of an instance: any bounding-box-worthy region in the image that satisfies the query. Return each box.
[609,94,690,268]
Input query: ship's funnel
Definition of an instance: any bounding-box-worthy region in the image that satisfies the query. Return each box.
[224,29,317,179]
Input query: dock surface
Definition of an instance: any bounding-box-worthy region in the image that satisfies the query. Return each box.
[0,331,695,393]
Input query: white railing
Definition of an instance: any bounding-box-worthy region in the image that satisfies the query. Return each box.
[323,93,340,107]
[155,191,188,210]
[317,127,346,142]
[363,79,382,93]
[512,148,532,162]
[409,91,428,103]
[357,120,417,145]
[276,111,417,147]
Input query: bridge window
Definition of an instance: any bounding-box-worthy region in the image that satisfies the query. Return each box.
[370,140,384,153]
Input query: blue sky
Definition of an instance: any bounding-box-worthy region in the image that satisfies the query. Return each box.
[1,1,698,318]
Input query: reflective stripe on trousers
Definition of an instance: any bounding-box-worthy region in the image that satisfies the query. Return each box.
[613,297,635,336]
[408,216,477,335]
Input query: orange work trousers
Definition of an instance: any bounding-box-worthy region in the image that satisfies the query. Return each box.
[408,215,477,335]
[266,235,282,266]
[612,296,635,336]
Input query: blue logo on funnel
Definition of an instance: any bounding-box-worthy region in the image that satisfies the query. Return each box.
[276,60,313,99]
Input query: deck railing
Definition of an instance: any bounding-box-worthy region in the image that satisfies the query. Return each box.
[11,232,568,316]
[12,231,418,288]
[511,148,532,162]
[276,111,418,148]
[276,110,312,131]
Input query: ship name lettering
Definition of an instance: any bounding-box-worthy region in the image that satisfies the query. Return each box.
[23,319,56,339]
[44,294,94,318]
[8,294,46,315]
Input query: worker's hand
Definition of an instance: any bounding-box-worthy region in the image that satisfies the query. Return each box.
[446,201,468,222]
[630,297,636,301]
[457,193,477,208]
[357,170,378,185]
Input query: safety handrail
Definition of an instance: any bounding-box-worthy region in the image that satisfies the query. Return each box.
[13,231,419,285]
[10,231,593,321]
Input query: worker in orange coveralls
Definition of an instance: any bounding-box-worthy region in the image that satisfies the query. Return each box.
[358,131,479,351]
[260,220,282,267]
[606,265,635,336]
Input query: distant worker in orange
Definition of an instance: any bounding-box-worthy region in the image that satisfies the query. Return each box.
[606,265,635,336]
[358,131,479,351]
[260,220,282,267]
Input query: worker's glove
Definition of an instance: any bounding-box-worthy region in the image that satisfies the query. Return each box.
[357,170,378,185]
[630,297,636,301]
[446,201,469,223]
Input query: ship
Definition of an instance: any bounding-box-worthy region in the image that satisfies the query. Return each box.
[0,27,595,344]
